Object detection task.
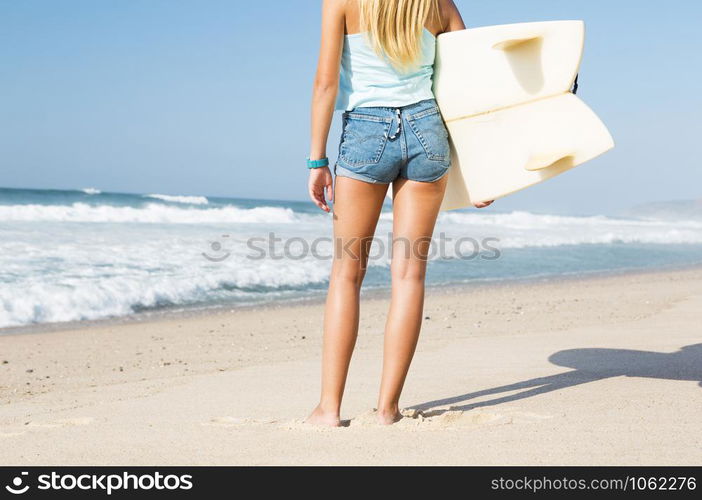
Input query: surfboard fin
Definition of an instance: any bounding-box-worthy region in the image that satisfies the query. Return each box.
[492,36,542,51]
[524,151,575,171]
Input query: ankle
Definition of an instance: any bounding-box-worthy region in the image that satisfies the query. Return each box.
[315,401,341,416]
[376,404,403,425]
[377,402,400,416]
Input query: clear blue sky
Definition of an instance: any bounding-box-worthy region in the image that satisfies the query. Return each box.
[1,0,700,214]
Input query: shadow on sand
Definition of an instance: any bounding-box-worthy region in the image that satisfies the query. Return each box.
[410,344,702,416]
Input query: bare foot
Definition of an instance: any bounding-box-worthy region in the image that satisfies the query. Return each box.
[376,408,403,425]
[305,405,341,427]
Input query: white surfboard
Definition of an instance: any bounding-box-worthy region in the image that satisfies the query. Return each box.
[432,20,614,210]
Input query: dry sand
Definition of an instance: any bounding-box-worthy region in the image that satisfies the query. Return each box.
[1,267,700,465]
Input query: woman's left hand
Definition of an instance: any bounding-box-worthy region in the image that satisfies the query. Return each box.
[308,167,334,212]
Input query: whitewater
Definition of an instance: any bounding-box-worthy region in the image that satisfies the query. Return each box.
[1,187,701,329]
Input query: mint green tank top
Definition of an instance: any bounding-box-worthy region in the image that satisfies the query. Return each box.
[335,28,437,111]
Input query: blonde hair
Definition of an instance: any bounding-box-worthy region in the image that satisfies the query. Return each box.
[359,0,440,72]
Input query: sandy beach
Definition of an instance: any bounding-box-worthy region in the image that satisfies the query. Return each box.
[1,267,700,465]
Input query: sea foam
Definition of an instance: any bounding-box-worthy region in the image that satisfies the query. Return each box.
[145,194,209,205]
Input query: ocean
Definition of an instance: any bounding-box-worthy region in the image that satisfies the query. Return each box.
[1,187,701,329]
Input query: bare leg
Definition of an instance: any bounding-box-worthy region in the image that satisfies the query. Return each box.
[306,176,388,426]
[376,175,448,424]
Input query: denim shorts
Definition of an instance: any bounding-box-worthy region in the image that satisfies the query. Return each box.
[334,98,451,184]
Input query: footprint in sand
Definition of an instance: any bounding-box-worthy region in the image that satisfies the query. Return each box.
[275,409,518,430]
[398,407,555,428]
[346,407,541,429]
[206,408,554,431]
[395,408,512,429]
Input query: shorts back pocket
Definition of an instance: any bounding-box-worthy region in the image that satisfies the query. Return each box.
[407,107,450,162]
[339,113,392,167]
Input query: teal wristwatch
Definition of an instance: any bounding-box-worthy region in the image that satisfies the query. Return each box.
[306,157,329,169]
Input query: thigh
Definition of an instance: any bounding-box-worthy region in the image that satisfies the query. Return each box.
[390,176,448,273]
[332,176,389,269]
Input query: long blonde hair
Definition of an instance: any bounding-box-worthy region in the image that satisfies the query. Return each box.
[359,0,440,72]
